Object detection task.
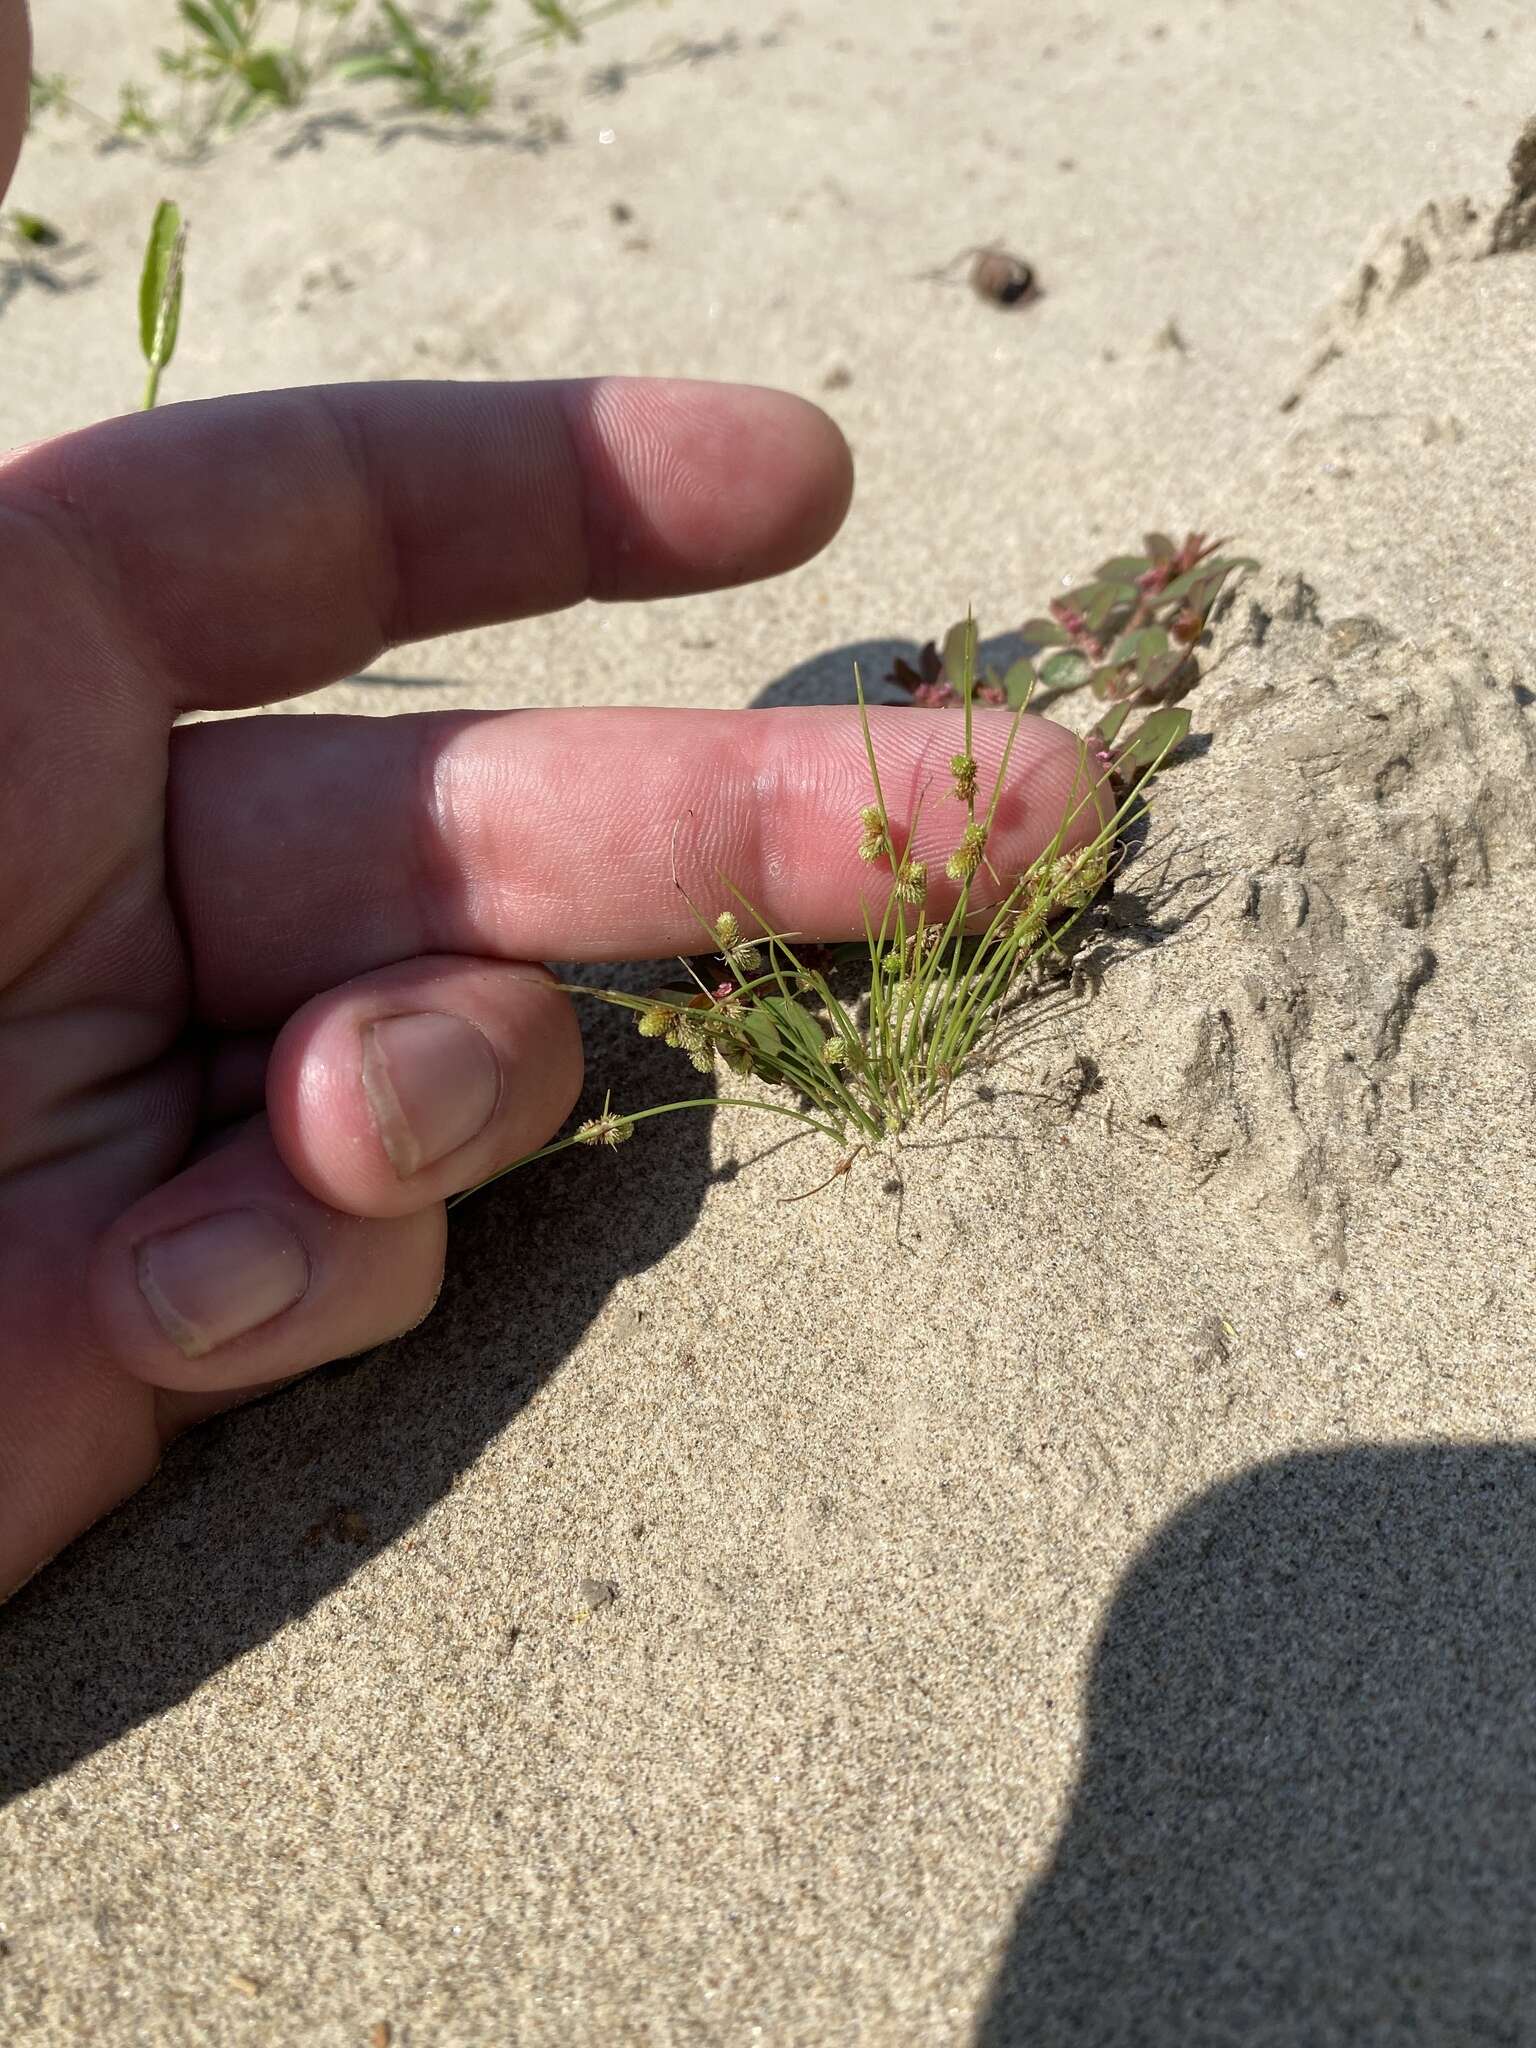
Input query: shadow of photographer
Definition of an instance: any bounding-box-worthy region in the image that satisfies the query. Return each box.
[978,1445,1536,2046]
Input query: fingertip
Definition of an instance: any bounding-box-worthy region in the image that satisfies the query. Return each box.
[268,956,584,1217]
[568,377,854,598]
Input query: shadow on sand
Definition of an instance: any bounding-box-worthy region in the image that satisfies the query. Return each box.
[977,1445,1536,2047]
[0,630,910,1803]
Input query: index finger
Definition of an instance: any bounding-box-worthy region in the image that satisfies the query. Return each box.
[5,378,853,711]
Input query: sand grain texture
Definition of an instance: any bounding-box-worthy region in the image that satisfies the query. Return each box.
[3,2,1536,2043]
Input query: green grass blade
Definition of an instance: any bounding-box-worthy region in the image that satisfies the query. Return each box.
[180,0,240,54]
[139,202,188,409]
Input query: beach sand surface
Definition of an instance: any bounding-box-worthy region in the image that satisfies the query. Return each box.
[3,2,1535,2042]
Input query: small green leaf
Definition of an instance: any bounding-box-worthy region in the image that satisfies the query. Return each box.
[335,52,411,79]
[117,83,162,136]
[941,616,978,697]
[1020,616,1069,648]
[239,48,301,104]
[381,0,433,64]
[1143,531,1176,562]
[206,0,249,44]
[741,1006,783,1058]
[179,0,238,53]
[1003,657,1035,709]
[1039,650,1092,690]
[1137,649,1190,699]
[139,199,186,368]
[8,210,61,247]
[528,0,584,43]
[1158,564,1229,607]
[756,995,825,1062]
[1114,706,1192,773]
[1107,625,1170,674]
[1093,703,1133,746]
[1085,581,1135,631]
[1094,554,1151,582]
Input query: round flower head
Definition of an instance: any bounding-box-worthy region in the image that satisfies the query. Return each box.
[636,1003,676,1039]
[673,1011,709,1054]
[945,821,988,883]
[893,859,928,906]
[576,1110,634,1148]
[858,805,887,863]
[713,909,761,977]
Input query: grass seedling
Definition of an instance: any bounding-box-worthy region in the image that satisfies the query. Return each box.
[31,1,664,153]
[164,0,308,132]
[521,0,654,44]
[451,553,1240,1206]
[138,200,188,409]
[335,1,492,117]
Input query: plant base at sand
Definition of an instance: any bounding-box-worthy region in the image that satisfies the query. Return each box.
[455,546,1256,1201]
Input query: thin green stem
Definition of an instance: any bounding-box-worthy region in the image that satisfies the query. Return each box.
[449,1092,838,1208]
[853,663,892,850]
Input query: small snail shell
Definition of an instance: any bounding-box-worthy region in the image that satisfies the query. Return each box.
[969,249,1037,307]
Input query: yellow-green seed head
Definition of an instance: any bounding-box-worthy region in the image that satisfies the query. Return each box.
[713,911,741,949]
[576,1113,634,1148]
[894,859,928,906]
[858,805,887,863]
[950,752,979,804]
[1051,844,1110,907]
[945,821,988,883]
[822,1036,847,1067]
[674,1012,708,1053]
[637,1003,675,1039]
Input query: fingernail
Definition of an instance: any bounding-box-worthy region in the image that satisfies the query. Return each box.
[361,1012,501,1179]
[136,1211,310,1360]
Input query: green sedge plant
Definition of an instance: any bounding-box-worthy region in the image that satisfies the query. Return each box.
[452,570,1249,1202]
[114,190,1243,1189]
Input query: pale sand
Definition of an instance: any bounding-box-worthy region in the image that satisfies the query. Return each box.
[3,1,1536,2042]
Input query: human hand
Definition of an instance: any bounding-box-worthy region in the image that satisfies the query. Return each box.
[0,0,1101,1594]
